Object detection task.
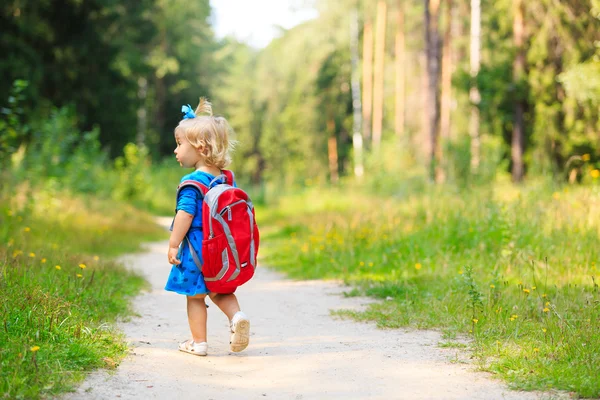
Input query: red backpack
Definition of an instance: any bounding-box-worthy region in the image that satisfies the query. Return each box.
[176,170,259,293]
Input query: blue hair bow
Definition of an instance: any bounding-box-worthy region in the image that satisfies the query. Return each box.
[181,104,196,119]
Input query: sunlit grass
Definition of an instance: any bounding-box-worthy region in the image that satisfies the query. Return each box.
[262,181,600,398]
[0,183,165,399]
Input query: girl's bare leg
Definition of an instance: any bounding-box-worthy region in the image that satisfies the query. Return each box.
[208,293,241,320]
[187,294,208,342]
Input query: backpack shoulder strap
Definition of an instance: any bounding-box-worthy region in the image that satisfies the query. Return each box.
[177,180,209,198]
[221,169,235,185]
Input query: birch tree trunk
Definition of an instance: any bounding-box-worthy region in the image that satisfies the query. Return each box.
[362,19,374,141]
[512,0,525,182]
[395,1,406,139]
[372,0,387,150]
[469,0,481,172]
[350,7,364,178]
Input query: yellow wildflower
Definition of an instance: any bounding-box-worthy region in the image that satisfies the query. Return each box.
[472,318,479,324]
[41,258,47,263]
[458,270,464,275]
[532,286,536,290]
[542,328,547,333]
[591,170,600,179]
[55,265,61,270]
[533,348,539,352]
[415,263,422,270]
[543,308,550,313]
[523,288,530,294]
[542,293,547,298]
[23,227,31,232]
[490,284,495,289]
[582,154,591,161]
[12,250,23,257]
[93,255,100,261]
[7,238,14,247]
[30,346,40,352]
[368,262,374,267]
[552,192,560,200]
[545,301,550,306]
[29,252,36,258]
[79,263,87,269]
[76,274,83,278]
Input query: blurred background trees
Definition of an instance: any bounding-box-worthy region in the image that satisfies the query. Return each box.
[2,0,600,195]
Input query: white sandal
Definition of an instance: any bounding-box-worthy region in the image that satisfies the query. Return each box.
[178,340,207,356]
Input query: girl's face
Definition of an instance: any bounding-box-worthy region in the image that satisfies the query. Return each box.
[174,132,202,169]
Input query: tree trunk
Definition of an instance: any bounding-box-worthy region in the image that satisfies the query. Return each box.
[372,0,387,150]
[425,0,442,182]
[362,19,374,141]
[351,8,364,178]
[394,0,406,139]
[512,0,525,182]
[469,0,481,173]
[440,0,452,142]
[327,125,339,184]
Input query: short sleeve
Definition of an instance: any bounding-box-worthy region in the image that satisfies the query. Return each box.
[176,186,200,215]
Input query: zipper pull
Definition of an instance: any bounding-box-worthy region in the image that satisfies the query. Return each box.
[228,208,232,221]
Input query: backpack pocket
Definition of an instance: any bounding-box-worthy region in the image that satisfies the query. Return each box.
[201,234,230,282]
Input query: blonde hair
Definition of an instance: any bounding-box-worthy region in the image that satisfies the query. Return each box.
[175,98,236,169]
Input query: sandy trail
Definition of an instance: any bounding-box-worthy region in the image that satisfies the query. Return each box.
[64,221,564,400]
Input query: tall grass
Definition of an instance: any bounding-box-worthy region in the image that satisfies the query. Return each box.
[261,181,600,398]
[0,176,165,399]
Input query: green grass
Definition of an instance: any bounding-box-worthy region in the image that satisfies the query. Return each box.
[0,184,165,399]
[261,181,600,398]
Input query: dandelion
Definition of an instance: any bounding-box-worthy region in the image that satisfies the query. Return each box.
[12,250,23,257]
[368,262,374,267]
[542,293,548,298]
[79,263,86,269]
[52,243,58,249]
[30,346,40,352]
[490,284,495,289]
[552,192,560,200]
[55,265,61,270]
[510,314,518,321]
[76,274,83,278]
[29,252,36,258]
[542,328,547,333]
[591,170,600,179]
[533,348,539,352]
[532,286,536,290]
[523,288,530,294]
[23,227,31,232]
[458,270,464,275]
[582,154,591,161]
[543,308,550,313]
[93,255,100,261]
[7,238,14,247]
[359,261,365,266]
[545,301,550,306]
[472,318,479,324]
[41,258,47,263]
[415,263,422,270]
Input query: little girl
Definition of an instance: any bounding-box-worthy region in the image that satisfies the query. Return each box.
[165,98,250,356]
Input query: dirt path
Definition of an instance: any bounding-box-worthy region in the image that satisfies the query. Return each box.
[64,222,564,400]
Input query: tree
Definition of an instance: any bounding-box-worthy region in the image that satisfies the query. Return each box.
[372,0,387,149]
[511,0,525,182]
[424,0,442,181]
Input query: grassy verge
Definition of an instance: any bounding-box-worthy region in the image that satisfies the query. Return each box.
[261,181,600,398]
[0,184,165,399]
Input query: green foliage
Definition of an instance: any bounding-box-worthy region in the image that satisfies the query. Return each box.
[262,182,600,397]
[0,80,29,168]
[0,176,164,399]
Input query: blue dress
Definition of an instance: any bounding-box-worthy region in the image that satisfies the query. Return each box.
[164,170,228,296]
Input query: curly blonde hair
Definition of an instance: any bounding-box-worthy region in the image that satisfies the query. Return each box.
[175,98,236,169]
